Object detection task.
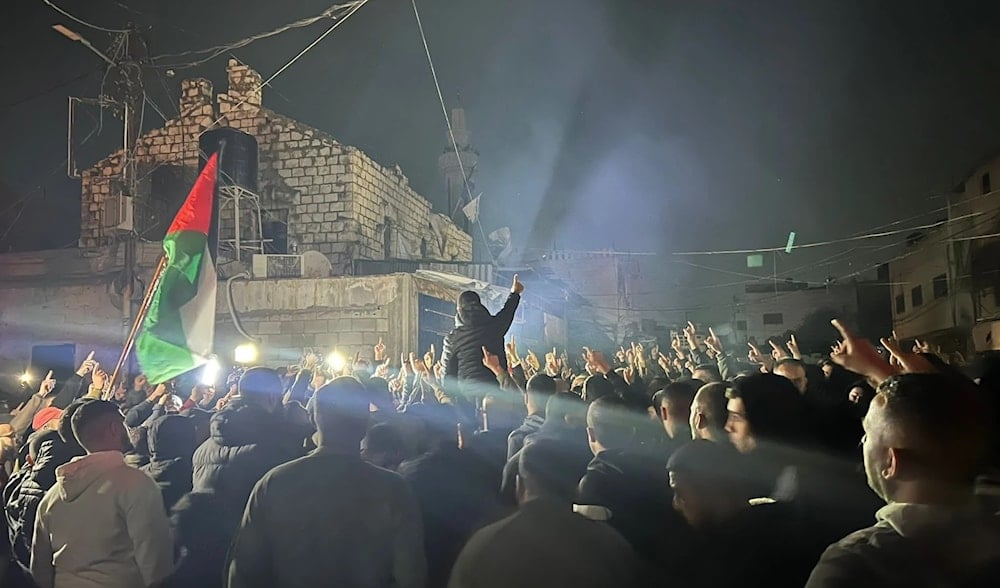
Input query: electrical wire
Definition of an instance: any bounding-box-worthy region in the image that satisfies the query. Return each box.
[41,0,129,34]
[410,0,497,264]
[149,1,364,69]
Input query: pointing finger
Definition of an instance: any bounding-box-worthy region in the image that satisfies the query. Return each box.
[830,319,854,341]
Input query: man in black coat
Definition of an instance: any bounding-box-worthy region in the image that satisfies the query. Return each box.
[192,368,311,515]
[141,414,197,512]
[441,274,523,388]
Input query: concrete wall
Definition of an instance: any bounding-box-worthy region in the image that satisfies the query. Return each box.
[736,285,859,343]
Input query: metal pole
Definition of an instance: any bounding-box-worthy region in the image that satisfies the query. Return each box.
[105,256,167,397]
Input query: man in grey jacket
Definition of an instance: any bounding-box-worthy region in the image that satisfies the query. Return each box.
[30,400,172,588]
[806,373,1000,587]
[227,376,426,588]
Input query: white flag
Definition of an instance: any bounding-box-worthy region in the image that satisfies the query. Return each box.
[462,193,482,223]
[488,226,512,261]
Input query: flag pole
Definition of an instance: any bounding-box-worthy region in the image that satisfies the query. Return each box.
[104,255,168,399]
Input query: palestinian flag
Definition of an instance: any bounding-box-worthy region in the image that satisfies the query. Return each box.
[136,153,219,383]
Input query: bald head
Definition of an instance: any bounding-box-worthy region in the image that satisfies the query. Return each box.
[690,383,728,441]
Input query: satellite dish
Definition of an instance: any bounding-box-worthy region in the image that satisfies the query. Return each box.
[301,250,333,278]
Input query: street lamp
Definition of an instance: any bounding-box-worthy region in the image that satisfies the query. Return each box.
[234,343,258,365]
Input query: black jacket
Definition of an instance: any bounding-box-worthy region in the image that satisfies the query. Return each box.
[170,491,243,588]
[398,445,503,588]
[575,448,678,562]
[442,293,520,385]
[142,415,197,512]
[4,430,83,567]
[192,400,309,515]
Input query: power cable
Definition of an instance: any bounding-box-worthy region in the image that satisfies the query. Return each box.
[410,0,497,264]
[41,0,128,34]
[149,1,364,69]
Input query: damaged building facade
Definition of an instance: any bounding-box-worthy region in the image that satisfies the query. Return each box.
[0,60,498,383]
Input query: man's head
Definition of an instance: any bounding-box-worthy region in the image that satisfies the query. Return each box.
[668,439,752,529]
[361,422,405,471]
[313,376,372,451]
[690,383,729,442]
[133,374,148,391]
[582,375,614,404]
[820,359,835,380]
[525,374,557,416]
[70,400,128,454]
[586,396,635,456]
[862,373,986,504]
[692,364,722,384]
[658,381,698,440]
[773,358,808,394]
[238,367,284,412]
[516,437,579,505]
[58,398,95,452]
[724,373,808,454]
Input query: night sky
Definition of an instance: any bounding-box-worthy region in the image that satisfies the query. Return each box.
[3,0,1000,315]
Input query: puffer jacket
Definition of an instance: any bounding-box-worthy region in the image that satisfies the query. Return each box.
[141,415,197,512]
[192,399,309,514]
[441,292,520,385]
[4,430,83,567]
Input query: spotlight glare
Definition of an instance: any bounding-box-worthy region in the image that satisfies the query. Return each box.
[234,343,258,365]
[19,372,32,384]
[327,352,346,372]
[200,357,222,386]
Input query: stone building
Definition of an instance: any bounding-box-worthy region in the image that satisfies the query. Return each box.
[0,61,492,385]
[81,59,471,272]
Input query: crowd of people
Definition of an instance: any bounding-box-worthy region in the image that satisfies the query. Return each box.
[1,273,999,587]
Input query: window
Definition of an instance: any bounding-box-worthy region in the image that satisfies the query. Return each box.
[736,320,747,331]
[762,313,783,326]
[932,274,948,299]
[983,172,992,195]
[895,294,906,314]
[911,285,924,307]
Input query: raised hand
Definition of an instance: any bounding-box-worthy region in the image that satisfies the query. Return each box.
[38,370,56,396]
[704,327,723,355]
[482,346,503,375]
[92,368,108,391]
[583,347,611,375]
[424,344,436,370]
[684,322,699,350]
[830,319,897,383]
[671,336,685,358]
[657,352,671,374]
[303,352,319,370]
[786,334,802,360]
[511,273,525,294]
[880,337,937,375]
[149,383,168,402]
[769,340,791,361]
[545,347,560,375]
[374,337,387,362]
[525,350,541,372]
[76,351,97,377]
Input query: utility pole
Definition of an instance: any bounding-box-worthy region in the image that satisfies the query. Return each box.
[55,23,148,356]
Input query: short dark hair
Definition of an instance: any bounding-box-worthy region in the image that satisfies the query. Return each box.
[582,375,614,403]
[59,398,96,447]
[362,422,404,457]
[726,373,809,446]
[877,373,986,482]
[313,376,371,442]
[519,437,579,500]
[70,400,123,452]
[692,364,722,383]
[238,367,284,404]
[527,374,557,399]
[659,381,698,418]
[586,396,635,449]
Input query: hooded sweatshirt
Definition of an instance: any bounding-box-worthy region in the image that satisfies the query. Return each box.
[29,451,173,588]
[440,292,520,385]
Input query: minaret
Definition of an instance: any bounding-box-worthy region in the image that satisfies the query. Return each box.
[438,97,483,260]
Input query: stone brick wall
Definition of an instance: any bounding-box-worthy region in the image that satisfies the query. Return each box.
[78,59,471,274]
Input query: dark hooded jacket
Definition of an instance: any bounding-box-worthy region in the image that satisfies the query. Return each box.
[441,292,520,385]
[170,491,243,588]
[4,429,83,567]
[142,415,197,512]
[192,399,310,515]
